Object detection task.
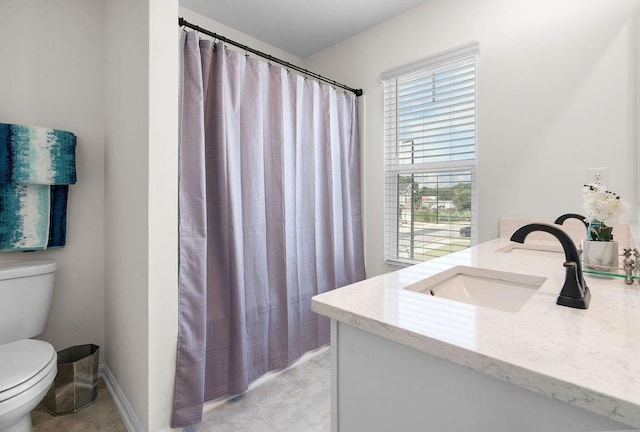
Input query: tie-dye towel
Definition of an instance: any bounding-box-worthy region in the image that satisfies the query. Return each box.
[0,123,76,185]
[0,123,75,251]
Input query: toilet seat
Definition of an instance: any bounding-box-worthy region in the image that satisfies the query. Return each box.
[0,340,56,403]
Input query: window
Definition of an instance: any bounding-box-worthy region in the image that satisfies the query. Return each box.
[383,43,479,266]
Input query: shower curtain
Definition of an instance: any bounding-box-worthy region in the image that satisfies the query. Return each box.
[172,31,366,427]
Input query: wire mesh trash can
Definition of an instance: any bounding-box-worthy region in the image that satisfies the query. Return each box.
[46,344,99,415]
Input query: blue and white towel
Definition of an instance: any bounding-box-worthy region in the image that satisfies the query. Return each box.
[0,184,51,250]
[0,123,76,185]
[0,123,75,251]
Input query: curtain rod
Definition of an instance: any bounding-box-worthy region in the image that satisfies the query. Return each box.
[179,17,363,97]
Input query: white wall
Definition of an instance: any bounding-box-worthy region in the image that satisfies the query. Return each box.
[148,1,179,430]
[636,12,640,238]
[0,0,106,359]
[104,0,179,429]
[103,0,151,428]
[105,0,178,431]
[305,0,640,277]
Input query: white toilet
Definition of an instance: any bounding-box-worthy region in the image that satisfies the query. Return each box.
[0,260,57,432]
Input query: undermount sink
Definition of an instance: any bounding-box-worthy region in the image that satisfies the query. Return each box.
[496,243,564,258]
[404,266,546,313]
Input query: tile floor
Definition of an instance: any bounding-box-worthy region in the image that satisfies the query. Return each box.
[189,349,331,432]
[30,349,330,432]
[32,378,127,432]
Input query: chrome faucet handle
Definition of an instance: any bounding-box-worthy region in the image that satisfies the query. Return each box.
[622,249,635,285]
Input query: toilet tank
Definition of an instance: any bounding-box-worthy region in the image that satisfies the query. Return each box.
[0,260,57,345]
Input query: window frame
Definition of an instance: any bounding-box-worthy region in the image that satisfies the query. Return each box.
[382,43,479,267]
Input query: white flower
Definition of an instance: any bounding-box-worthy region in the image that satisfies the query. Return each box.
[582,183,626,226]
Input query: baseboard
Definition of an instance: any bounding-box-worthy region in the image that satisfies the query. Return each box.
[100,363,146,432]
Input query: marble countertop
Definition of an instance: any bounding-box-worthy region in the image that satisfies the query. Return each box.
[312,237,640,428]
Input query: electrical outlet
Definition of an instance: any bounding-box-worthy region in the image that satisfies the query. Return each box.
[586,168,609,186]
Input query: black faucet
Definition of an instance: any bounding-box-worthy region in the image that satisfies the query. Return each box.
[554,213,588,229]
[510,223,590,309]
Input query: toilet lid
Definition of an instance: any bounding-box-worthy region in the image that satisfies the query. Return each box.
[0,339,56,399]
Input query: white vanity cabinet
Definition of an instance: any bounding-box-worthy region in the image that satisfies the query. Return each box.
[331,322,629,432]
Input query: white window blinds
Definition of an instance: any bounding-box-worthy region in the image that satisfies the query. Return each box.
[383,44,479,266]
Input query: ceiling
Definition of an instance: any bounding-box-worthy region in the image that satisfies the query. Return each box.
[180,0,429,58]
